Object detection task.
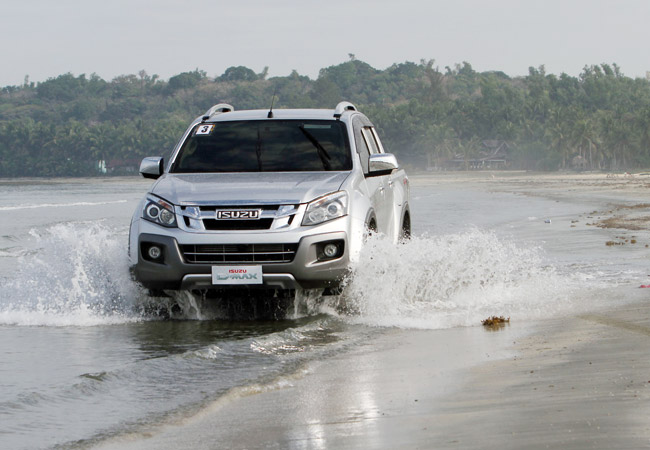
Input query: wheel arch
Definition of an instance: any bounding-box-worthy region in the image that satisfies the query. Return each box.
[364,208,378,232]
[400,203,411,240]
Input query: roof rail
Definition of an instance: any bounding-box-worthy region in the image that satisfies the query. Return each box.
[333,101,357,118]
[202,103,234,121]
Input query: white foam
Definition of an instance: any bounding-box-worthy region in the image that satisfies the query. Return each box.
[0,224,613,329]
[330,230,595,329]
[0,222,146,326]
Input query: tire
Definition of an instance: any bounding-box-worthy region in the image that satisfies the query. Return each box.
[399,212,411,242]
[364,217,378,241]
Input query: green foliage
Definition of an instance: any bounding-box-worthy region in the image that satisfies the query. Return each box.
[219,66,258,82]
[36,73,89,101]
[2,60,650,176]
[168,69,207,91]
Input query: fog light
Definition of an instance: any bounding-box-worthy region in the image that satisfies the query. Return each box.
[148,245,162,260]
[323,243,339,258]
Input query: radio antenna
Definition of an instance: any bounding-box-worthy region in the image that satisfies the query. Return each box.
[267,88,277,118]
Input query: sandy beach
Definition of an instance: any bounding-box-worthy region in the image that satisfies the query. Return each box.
[92,171,650,450]
[96,308,650,450]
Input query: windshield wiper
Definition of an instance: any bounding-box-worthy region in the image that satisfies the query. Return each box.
[299,126,332,170]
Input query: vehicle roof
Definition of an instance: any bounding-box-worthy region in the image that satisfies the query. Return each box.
[204,109,355,122]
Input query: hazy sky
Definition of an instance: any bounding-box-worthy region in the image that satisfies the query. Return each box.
[2,0,649,87]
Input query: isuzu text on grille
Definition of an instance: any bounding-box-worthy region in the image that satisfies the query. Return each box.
[216,210,260,220]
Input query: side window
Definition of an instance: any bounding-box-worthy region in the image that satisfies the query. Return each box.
[361,127,380,155]
[369,127,386,154]
[353,118,371,174]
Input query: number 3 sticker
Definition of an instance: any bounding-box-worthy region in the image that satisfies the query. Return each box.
[196,124,214,135]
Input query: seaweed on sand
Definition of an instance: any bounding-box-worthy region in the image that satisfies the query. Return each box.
[482,316,510,329]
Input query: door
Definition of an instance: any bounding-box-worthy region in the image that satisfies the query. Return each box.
[362,126,395,236]
[353,116,393,235]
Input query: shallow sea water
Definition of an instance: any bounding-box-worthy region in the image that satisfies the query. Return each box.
[0,176,647,449]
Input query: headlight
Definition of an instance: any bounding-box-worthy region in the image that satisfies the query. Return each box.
[143,196,177,227]
[302,191,348,226]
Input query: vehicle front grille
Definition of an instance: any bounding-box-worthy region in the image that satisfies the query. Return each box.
[180,204,297,231]
[181,243,298,264]
[201,218,275,230]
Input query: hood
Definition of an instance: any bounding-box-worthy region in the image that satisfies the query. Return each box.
[150,172,351,206]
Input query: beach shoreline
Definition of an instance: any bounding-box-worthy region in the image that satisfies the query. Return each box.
[93,172,650,450]
[96,301,650,450]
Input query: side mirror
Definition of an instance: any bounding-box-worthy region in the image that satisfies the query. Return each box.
[368,153,399,176]
[139,157,164,179]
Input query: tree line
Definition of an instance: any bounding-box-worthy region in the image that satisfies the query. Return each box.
[2,59,650,177]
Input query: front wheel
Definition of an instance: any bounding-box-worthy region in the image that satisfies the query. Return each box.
[364,217,378,242]
[399,212,411,242]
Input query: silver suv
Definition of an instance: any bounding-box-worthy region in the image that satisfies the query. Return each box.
[129,101,410,294]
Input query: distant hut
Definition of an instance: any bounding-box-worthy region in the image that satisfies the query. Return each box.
[447,140,511,170]
[106,158,141,174]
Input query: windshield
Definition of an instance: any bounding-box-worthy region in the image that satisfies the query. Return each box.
[171,120,352,173]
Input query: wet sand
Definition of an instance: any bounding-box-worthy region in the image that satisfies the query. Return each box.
[98,308,650,450]
[96,172,650,450]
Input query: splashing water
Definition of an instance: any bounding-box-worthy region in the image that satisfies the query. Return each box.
[0,223,601,329]
[333,230,588,329]
[0,222,145,326]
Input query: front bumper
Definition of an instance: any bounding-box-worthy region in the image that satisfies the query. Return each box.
[133,231,349,291]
